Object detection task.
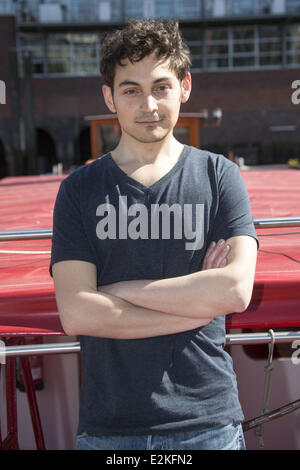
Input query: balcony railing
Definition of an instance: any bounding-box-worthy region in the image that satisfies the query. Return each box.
[12,0,300,25]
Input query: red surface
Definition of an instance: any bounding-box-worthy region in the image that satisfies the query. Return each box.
[227,168,300,329]
[0,168,300,335]
[0,175,65,336]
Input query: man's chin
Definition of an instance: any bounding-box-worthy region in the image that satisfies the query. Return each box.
[130,129,171,144]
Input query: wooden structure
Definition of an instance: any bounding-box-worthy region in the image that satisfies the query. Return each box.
[85,112,220,160]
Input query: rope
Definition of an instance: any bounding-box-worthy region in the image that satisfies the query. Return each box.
[254,329,276,449]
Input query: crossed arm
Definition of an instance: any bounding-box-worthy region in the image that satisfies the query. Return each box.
[98,236,257,318]
[52,235,257,339]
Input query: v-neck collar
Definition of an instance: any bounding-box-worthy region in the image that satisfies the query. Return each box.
[107,145,190,192]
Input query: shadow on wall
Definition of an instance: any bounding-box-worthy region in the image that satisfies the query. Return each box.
[0,139,8,178]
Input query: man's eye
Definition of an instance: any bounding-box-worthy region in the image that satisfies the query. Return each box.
[124,89,138,95]
[156,85,170,92]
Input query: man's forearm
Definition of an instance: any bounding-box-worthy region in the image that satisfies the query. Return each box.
[61,288,210,339]
[99,267,239,320]
[98,236,257,320]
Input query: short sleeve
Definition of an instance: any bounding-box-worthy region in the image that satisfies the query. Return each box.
[211,161,259,249]
[49,176,96,277]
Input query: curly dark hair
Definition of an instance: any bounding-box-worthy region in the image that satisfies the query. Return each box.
[100,18,191,90]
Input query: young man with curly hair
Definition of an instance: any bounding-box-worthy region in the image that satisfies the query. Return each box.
[50,18,258,450]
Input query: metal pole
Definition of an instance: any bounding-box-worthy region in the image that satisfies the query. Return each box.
[0,228,52,241]
[1,331,300,358]
[2,341,81,358]
[254,216,300,228]
[23,51,37,175]
[226,331,300,346]
[1,217,300,241]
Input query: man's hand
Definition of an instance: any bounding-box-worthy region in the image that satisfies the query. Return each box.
[98,240,230,295]
[202,239,231,270]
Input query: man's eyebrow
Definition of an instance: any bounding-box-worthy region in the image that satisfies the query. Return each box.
[118,80,139,88]
[118,77,172,88]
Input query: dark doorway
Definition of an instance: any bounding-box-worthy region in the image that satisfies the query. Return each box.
[0,139,8,179]
[36,128,57,174]
[78,127,91,165]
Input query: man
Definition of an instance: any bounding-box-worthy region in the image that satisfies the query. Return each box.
[50,19,258,450]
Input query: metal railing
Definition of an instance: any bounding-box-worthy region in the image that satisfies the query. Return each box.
[13,0,300,25]
[1,216,300,241]
[0,330,299,359]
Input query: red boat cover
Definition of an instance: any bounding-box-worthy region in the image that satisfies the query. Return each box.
[0,168,299,336]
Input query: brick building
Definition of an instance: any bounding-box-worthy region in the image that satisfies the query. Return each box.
[0,0,300,177]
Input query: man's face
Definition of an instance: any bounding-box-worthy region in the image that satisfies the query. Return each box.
[102,53,191,145]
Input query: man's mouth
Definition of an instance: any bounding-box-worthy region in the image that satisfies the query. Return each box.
[136,118,163,125]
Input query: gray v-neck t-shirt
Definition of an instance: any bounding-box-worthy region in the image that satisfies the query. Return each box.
[50,145,258,436]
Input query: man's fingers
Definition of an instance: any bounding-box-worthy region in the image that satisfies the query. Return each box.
[202,241,217,270]
[203,240,230,270]
[213,244,230,268]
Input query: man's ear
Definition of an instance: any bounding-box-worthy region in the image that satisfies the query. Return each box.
[102,85,116,113]
[181,73,192,104]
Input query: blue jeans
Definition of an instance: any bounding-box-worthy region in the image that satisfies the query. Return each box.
[76,423,246,450]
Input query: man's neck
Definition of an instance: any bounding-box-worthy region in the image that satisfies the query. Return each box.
[111,133,184,167]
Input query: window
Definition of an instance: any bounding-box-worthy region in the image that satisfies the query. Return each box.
[259,25,282,66]
[47,34,72,74]
[232,27,256,67]
[72,34,99,75]
[18,33,46,75]
[286,23,300,65]
[227,0,254,16]
[47,33,100,75]
[182,28,203,70]
[19,32,100,76]
[257,0,273,15]
[286,0,300,14]
[175,0,202,19]
[205,28,229,69]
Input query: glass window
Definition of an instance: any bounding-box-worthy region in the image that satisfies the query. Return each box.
[125,0,144,18]
[258,25,282,66]
[257,0,272,15]
[233,56,255,66]
[175,0,202,19]
[204,0,214,17]
[207,57,229,68]
[47,34,72,60]
[72,34,98,60]
[155,0,172,17]
[205,28,228,42]
[181,28,202,70]
[232,27,256,68]
[45,33,100,75]
[182,29,202,57]
[228,0,254,16]
[233,27,255,53]
[233,27,255,41]
[286,0,300,14]
[286,23,300,65]
[47,62,71,74]
[18,33,45,75]
[72,62,99,74]
[286,53,300,65]
[205,28,229,69]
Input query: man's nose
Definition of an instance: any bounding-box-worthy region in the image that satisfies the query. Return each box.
[140,94,158,113]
